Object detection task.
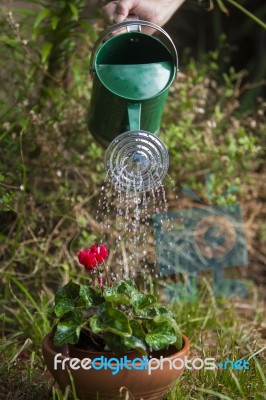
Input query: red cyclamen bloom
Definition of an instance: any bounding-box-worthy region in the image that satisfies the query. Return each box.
[77,245,108,270]
[77,249,98,270]
[89,244,109,264]
[89,245,98,254]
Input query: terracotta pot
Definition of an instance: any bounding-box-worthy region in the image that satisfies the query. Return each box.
[42,332,190,400]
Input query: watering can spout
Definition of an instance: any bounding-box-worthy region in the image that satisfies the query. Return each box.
[127,103,141,132]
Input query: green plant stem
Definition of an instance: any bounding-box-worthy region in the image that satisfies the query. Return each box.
[225,0,266,30]
[95,266,103,292]
[216,0,228,14]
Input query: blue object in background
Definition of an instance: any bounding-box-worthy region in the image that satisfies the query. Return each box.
[153,204,248,301]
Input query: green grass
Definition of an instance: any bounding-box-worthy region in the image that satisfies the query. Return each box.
[167,280,266,400]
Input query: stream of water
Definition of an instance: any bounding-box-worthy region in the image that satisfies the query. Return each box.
[95,171,178,285]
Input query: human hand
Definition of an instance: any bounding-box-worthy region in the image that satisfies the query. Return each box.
[103,0,185,28]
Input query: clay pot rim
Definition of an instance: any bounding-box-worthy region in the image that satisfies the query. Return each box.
[43,332,190,366]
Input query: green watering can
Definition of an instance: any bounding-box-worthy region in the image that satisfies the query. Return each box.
[88,19,178,192]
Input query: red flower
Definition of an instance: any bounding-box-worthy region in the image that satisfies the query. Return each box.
[77,249,98,270]
[89,244,109,264]
[85,252,98,270]
[77,245,108,270]
[77,249,88,265]
[89,245,98,254]
[99,245,108,259]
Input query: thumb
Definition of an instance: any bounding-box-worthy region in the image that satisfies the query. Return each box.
[115,0,139,23]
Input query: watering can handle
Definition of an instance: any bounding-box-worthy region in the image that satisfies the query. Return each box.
[89,19,178,77]
[126,14,141,32]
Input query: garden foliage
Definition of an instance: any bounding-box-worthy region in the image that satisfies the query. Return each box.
[53,279,182,354]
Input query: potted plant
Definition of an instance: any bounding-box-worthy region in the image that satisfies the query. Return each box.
[42,244,190,400]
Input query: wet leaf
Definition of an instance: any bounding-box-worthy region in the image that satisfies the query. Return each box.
[78,285,102,307]
[131,292,157,310]
[122,320,147,355]
[54,298,74,318]
[104,332,129,355]
[145,315,182,351]
[55,280,80,304]
[98,303,132,337]
[103,287,130,305]
[90,315,102,334]
[53,311,84,346]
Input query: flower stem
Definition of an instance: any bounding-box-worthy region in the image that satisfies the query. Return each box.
[103,261,110,287]
[96,265,104,292]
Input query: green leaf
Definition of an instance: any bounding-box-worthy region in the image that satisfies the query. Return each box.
[103,287,130,305]
[54,323,80,346]
[14,8,37,16]
[131,292,157,310]
[133,301,175,319]
[145,326,176,351]
[103,280,137,305]
[41,42,53,64]
[32,27,46,40]
[69,3,79,21]
[51,16,60,30]
[78,285,101,307]
[225,88,233,97]
[130,320,146,338]
[116,280,138,295]
[154,316,183,350]
[122,320,147,355]
[89,315,102,334]
[54,298,74,318]
[55,281,80,304]
[153,305,175,318]
[154,314,178,326]
[98,303,132,338]
[174,331,183,351]
[53,311,84,346]
[79,20,97,40]
[133,303,174,319]
[133,306,157,319]
[34,8,51,28]
[145,315,181,351]
[54,282,102,319]
[122,336,147,355]
[0,37,19,46]
[104,332,129,355]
